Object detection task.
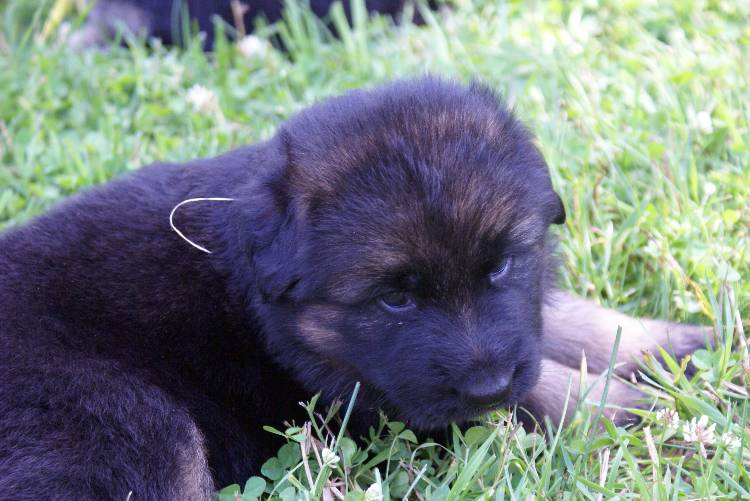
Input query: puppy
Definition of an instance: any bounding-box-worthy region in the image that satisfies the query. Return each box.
[69,0,427,50]
[0,78,707,499]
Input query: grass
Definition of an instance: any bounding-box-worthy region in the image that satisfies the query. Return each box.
[1,0,749,498]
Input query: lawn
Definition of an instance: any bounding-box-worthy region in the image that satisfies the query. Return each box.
[1,0,748,499]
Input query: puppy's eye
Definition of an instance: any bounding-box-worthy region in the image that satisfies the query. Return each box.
[489,256,512,284]
[379,291,415,312]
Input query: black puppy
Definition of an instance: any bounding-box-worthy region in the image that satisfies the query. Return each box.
[0,78,706,499]
[69,0,426,49]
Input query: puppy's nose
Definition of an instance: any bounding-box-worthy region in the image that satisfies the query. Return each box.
[462,369,513,407]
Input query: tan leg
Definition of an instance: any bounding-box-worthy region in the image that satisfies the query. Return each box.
[68,1,152,50]
[542,290,711,378]
[520,358,646,426]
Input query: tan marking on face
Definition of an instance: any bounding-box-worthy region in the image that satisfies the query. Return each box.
[297,306,344,353]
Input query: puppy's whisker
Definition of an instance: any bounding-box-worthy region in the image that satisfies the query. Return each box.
[168,197,234,254]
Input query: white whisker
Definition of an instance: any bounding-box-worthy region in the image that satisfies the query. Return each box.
[168,197,234,254]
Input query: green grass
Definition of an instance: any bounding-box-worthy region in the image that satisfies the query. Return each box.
[1,0,749,499]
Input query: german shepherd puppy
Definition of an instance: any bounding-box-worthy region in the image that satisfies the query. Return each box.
[0,78,707,499]
[69,0,427,50]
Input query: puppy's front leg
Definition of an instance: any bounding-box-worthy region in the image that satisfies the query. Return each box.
[542,290,710,377]
[520,358,643,426]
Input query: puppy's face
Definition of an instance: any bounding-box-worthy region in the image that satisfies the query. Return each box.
[249,80,564,430]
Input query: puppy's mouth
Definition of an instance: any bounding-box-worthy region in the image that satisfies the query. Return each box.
[396,400,516,432]
[391,362,537,430]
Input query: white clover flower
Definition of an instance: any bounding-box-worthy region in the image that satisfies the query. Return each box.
[667,27,686,44]
[655,408,680,429]
[682,415,716,457]
[364,483,382,501]
[720,432,741,451]
[186,84,221,115]
[237,35,269,59]
[321,447,340,467]
[695,110,714,135]
[687,107,715,136]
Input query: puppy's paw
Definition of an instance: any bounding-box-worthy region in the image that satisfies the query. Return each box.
[639,320,713,377]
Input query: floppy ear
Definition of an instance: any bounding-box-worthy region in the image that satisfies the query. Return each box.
[246,132,309,303]
[551,192,566,225]
[252,212,306,302]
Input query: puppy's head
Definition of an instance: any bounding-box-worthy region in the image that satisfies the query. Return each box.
[245,78,565,430]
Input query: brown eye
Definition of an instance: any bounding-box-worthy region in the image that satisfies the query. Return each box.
[379,291,415,312]
[489,256,512,284]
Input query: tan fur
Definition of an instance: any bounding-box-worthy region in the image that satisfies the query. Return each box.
[542,291,710,377]
[521,358,644,426]
[169,421,214,501]
[507,213,546,247]
[69,1,152,50]
[297,305,344,353]
[525,291,710,425]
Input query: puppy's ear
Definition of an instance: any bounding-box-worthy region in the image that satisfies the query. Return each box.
[252,211,306,303]
[247,133,308,303]
[551,192,566,225]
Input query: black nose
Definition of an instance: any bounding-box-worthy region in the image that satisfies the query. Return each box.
[461,369,513,407]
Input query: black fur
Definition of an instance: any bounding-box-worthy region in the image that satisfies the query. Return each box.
[0,78,564,499]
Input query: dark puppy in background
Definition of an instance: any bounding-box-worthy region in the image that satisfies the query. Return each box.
[70,0,431,49]
[0,78,706,499]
